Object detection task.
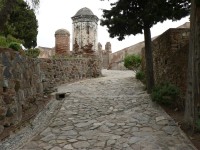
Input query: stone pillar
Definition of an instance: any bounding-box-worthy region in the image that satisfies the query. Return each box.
[55,29,70,55]
[98,42,102,51]
[105,42,112,53]
[97,42,103,66]
[71,7,99,54]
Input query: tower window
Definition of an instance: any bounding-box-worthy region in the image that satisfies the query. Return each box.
[87,25,89,34]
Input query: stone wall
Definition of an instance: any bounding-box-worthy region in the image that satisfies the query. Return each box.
[142,28,190,106]
[0,48,101,137]
[40,57,102,94]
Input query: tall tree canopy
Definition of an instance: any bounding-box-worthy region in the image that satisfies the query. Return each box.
[2,0,38,48]
[185,0,200,129]
[0,0,17,31]
[101,0,190,93]
[0,0,39,32]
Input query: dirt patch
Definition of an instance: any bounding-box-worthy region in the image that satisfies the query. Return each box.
[162,106,200,150]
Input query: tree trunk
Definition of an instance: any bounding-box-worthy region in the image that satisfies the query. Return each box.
[184,0,200,128]
[144,26,155,93]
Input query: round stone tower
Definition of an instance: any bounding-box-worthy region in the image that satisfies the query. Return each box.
[71,7,99,54]
[55,29,70,55]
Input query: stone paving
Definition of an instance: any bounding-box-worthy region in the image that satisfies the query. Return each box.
[18,70,197,149]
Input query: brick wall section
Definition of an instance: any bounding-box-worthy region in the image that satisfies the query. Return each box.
[142,28,190,105]
[55,34,70,55]
[0,48,101,136]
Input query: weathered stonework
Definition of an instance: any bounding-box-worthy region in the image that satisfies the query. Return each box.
[97,42,112,69]
[142,28,190,107]
[55,29,70,55]
[105,42,112,53]
[71,7,99,54]
[0,48,101,138]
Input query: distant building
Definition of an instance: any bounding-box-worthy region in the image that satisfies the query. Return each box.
[55,29,70,55]
[71,7,99,54]
[38,46,55,58]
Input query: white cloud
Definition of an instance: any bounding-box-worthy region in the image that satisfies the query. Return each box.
[36,0,189,52]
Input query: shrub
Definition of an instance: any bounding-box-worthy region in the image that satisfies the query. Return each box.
[8,42,22,51]
[0,36,8,47]
[151,83,180,106]
[6,35,23,44]
[25,48,40,58]
[124,54,141,72]
[136,70,145,81]
[0,35,23,48]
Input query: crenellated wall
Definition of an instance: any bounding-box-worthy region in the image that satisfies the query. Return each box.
[0,48,101,138]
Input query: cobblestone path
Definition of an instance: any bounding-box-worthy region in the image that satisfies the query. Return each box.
[20,70,196,149]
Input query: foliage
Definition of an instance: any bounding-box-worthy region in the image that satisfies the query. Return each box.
[136,70,145,81]
[6,35,23,44]
[25,0,40,10]
[101,0,190,93]
[0,35,23,48]
[2,0,38,49]
[0,0,39,32]
[124,54,141,72]
[8,42,22,51]
[0,36,8,47]
[151,83,180,106]
[101,0,190,40]
[0,0,17,32]
[25,48,40,58]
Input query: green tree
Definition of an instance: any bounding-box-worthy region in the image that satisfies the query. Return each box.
[101,0,190,93]
[0,0,39,33]
[184,0,200,129]
[124,54,141,72]
[3,0,38,48]
[0,0,17,31]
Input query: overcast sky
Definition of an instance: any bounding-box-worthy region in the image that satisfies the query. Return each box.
[36,0,190,53]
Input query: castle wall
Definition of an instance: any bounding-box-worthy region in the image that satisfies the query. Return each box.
[0,48,101,138]
[142,28,190,107]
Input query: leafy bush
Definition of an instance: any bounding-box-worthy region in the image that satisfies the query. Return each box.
[8,42,22,51]
[136,70,145,81]
[0,35,23,48]
[151,83,180,106]
[6,35,23,44]
[0,36,8,47]
[124,54,141,72]
[25,48,40,58]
